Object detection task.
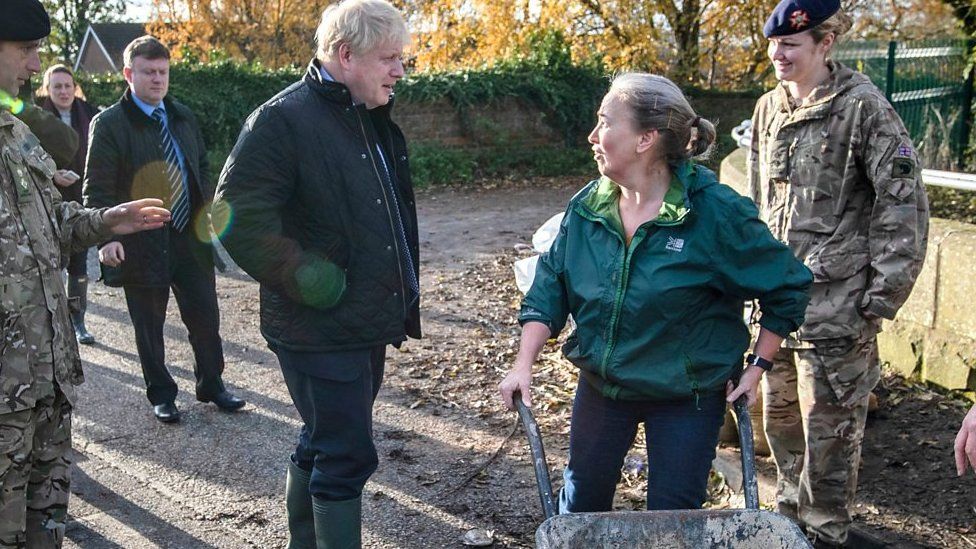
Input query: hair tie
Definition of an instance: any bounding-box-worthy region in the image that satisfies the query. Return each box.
[692,116,701,127]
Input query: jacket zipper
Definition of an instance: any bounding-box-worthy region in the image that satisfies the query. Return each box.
[354,109,408,316]
[576,204,650,382]
[599,228,650,381]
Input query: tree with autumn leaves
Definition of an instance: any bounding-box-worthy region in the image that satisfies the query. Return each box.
[148,0,968,88]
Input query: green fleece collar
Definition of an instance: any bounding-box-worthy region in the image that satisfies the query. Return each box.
[582,163,692,232]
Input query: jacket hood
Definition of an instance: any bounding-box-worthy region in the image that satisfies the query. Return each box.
[774,60,872,108]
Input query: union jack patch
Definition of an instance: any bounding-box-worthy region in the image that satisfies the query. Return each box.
[897,146,913,157]
[789,9,810,29]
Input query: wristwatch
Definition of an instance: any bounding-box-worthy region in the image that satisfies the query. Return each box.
[745,353,773,372]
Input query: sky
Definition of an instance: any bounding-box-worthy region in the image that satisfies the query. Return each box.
[123,0,153,22]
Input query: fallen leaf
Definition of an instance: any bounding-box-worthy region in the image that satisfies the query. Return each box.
[461,528,494,546]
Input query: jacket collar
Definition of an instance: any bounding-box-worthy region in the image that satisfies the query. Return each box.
[774,61,869,121]
[0,110,15,129]
[579,161,702,229]
[120,88,184,127]
[304,58,395,118]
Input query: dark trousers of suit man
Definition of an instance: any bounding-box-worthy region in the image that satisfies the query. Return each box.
[122,225,226,405]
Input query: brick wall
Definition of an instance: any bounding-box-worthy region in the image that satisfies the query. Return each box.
[394,97,565,148]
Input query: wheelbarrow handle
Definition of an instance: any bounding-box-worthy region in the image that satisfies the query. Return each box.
[733,394,761,510]
[513,390,559,520]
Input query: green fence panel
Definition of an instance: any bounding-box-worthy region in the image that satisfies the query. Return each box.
[834,39,974,169]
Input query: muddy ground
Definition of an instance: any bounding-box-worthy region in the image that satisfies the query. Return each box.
[64,177,975,548]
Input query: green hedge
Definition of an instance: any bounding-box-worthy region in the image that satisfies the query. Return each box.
[75,39,758,187]
[81,62,302,165]
[79,56,607,186]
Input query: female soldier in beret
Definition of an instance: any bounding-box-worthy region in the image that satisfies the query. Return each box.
[748,0,929,546]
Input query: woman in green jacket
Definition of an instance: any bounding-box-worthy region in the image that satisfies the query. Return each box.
[499,73,812,512]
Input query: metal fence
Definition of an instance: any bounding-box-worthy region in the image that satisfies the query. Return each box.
[833,39,974,169]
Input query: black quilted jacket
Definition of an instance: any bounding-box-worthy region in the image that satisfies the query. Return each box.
[84,89,213,287]
[215,60,421,352]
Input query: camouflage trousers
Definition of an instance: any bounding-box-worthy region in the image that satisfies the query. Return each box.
[0,385,72,549]
[762,337,880,546]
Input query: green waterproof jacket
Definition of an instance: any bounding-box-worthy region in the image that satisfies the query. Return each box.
[520,162,812,401]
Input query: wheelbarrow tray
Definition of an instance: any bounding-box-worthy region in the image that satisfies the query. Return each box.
[536,508,810,548]
[513,392,812,548]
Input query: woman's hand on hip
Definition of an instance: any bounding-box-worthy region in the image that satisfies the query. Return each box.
[726,365,765,407]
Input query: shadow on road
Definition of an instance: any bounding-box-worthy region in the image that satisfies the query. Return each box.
[69,464,218,549]
[65,520,125,549]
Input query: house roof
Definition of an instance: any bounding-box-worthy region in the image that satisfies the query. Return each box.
[77,22,147,72]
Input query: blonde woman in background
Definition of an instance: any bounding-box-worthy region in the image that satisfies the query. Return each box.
[38,64,100,344]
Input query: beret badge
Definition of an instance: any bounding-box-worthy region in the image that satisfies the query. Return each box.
[790,9,810,30]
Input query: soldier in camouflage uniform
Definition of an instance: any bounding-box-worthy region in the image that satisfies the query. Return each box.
[748,1,929,547]
[0,2,171,546]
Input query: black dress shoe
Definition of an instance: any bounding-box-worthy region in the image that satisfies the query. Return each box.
[153,402,181,423]
[198,391,246,411]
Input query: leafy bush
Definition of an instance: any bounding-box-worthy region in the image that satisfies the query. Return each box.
[398,30,609,147]
[409,144,478,186]
[408,142,594,187]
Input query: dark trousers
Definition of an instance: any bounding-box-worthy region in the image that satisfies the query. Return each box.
[122,229,225,405]
[277,347,386,502]
[559,379,726,513]
[66,248,88,277]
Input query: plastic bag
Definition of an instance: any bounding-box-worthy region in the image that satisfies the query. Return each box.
[514,212,564,295]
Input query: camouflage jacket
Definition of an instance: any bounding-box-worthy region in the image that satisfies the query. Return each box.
[0,111,111,414]
[747,61,929,346]
[16,103,79,168]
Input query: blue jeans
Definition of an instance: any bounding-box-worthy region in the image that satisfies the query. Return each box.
[559,379,727,512]
[277,346,385,501]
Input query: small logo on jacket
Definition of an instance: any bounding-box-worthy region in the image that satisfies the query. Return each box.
[665,236,685,252]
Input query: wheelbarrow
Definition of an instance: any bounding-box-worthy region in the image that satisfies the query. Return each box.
[513,392,811,548]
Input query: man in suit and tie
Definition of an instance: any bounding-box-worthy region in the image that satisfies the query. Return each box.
[84,36,244,423]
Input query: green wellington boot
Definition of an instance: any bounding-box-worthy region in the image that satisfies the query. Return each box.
[286,462,315,549]
[312,496,362,549]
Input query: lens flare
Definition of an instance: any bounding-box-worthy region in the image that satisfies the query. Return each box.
[0,90,24,115]
[192,202,213,244]
[210,199,234,240]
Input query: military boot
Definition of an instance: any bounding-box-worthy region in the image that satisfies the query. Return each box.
[68,275,95,344]
[286,461,315,549]
[312,495,361,549]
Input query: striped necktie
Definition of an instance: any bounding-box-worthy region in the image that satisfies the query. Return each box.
[151,107,189,231]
